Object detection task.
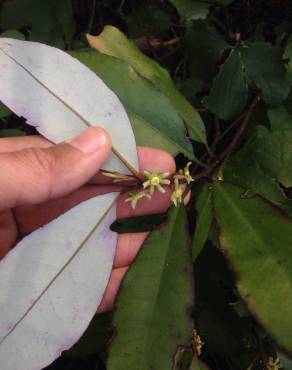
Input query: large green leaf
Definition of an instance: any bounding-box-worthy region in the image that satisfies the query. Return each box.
[185,20,229,84]
[213,182,292,352]
[129,112,183,156]
[0,129,26,137]
[223,137,292,214]
[268,105,292,131]
[108,205,193,370]
[0,29,24,40]
[241,42,290,106]
[125,3,171,38]
[255,125,292,187]
[0,0,38,29]
[87,26,206,143]
[0,102,11,118]
[169,0,211,23]
[71,50,194,158]
[192,184,213,261]
[0,0,74,48]
[204,51,249,120]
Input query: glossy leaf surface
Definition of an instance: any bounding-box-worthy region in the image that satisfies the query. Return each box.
[241,42,290,106]
[204,51,248,120]
[223,137,292,214]
[256,125,292,187]
[108,205,193,370]
[87,27,206,143]
[214,182,292,352]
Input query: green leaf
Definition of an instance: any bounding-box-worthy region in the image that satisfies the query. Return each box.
[87,26,206,143]
[126,3,171,38]
[0,129,26,137]
[108,205,193,370]
[71,50,194,158]
[0,0,35,29]
[0,0,74,48]
[241,42,290,106]
[223,137,292,214]
[268,105,292,131]
[110,213,168,233]
[213,182,292,352]
[192,185,213,261]
[0,0,53,33]
[0,29,25,40]
[129,111,183,156]
[169,0,211,23]
[30,29,65,49]
[185,20,229,84]
[256,125,292,187]
[204,51,249,120]
[189,357,210,370]
[0,103,12,118]
[51,0,75,46]
[173,349,194,370]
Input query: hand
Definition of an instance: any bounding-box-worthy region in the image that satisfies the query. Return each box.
[0,127,175,311]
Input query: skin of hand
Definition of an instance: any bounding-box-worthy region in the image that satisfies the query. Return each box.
[0,127,175,312]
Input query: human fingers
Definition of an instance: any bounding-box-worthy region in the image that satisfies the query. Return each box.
[97,266,128,312]
[14,147,175,233]
[0,135,51,153]
[0,128,111,211]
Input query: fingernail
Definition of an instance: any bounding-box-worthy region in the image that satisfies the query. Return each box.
[69,128,108,154]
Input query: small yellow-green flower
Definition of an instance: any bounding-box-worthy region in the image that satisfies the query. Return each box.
[171,178,184,206]
[266,357,282,370]
[125,190,151,209]
[192,330,204,356]
[143,170,170,195]
[178,162,194,184]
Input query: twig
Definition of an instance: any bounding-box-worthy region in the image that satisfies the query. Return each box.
[206,116,221,163]
[216,111,245,142]
[220,93,260,162]
[211,115,220,153]
[134,36,180,53]
[191,93,260,183]
[205,143,216,158]
[87,0,97,33]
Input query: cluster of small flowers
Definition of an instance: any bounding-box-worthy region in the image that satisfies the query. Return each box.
[126,162,194,209]
[266,357,282,370]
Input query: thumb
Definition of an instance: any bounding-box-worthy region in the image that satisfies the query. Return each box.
[0,127,112,210]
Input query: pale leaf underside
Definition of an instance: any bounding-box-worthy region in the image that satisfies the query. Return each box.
[0,38,140,370]
[0,194,118,370]
[0,38,139,175]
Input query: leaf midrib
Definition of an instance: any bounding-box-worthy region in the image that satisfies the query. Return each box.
[0,196,118,345]
[0,45,139,177]
[136,208,181,367]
